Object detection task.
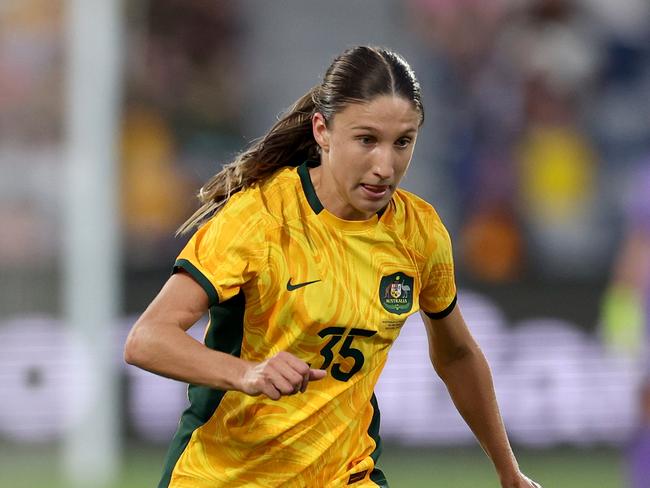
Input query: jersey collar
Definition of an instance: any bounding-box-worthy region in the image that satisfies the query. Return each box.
[298,160,325,214]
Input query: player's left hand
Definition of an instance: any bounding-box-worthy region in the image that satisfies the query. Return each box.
[500,472,541,488]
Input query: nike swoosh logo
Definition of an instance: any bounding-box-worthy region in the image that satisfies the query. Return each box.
[286,278,321,291]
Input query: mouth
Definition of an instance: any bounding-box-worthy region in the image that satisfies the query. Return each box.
[360,183,391,200]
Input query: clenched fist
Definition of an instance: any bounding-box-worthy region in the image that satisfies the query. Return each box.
[238,351,327,400]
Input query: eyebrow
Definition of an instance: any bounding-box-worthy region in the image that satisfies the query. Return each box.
[350,125,417,135]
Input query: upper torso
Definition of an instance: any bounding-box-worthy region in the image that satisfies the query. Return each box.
[164,162,456,487]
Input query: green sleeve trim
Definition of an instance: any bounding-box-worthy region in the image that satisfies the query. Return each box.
[369,468,389,487]
[423,294,457,320]
[368,393,383,464]
[367,393,390,486]
[173,258,219,306]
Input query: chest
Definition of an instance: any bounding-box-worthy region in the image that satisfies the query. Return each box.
[247,223,424,349]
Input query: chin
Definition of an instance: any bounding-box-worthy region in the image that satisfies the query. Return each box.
[359,202,387,218]
[349,192,391,219]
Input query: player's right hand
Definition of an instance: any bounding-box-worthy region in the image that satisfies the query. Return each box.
[238,351,327,400]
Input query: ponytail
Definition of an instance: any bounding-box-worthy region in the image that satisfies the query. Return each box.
[176,86,321,235]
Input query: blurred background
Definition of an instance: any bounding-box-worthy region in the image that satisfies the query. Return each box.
[1,0,650,487]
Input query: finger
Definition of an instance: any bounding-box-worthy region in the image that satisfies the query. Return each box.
[279,352,311,377]
[300,373,310,393]
[301,369,326,392]
[273,352,314,393]
[270,373,296,395]
[309,369,327,381]
[271,360,306,393]
[261,383,281,401]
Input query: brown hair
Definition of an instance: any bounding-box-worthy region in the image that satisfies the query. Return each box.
[177,45,423,234]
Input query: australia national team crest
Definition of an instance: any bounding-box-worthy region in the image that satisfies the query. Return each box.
[379,272,414,314]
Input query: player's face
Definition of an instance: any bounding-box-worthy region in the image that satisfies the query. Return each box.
[312,95,420,220]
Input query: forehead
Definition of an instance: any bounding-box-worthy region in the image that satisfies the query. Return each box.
[331,96,420,132]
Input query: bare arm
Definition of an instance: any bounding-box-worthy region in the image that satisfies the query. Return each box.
[124,271,325,399]
[421,306,540,488]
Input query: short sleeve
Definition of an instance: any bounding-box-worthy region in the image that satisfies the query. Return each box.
[173,207,266,307]
[419,221,457,319]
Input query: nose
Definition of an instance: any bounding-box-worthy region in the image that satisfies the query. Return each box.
[372,147,394,181]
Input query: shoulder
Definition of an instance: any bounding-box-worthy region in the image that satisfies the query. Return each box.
[392,188,437,215]
[236,165,306,226]
[205,165,301,232]
[383,188,453,261]
[389,188,450,240]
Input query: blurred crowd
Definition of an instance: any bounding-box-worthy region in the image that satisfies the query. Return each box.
[1,0,649,289]
[407,0,650,284]
[0,0,244,274]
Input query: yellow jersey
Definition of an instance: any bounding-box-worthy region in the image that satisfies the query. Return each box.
[160,161,457,487]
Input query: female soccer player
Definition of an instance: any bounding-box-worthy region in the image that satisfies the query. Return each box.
[124,46,541,488]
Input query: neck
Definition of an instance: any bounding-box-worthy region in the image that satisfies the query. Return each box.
[309,164,373,221]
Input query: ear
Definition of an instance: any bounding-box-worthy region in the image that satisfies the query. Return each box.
[312,112,330,153]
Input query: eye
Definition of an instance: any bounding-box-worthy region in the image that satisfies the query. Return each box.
[360,136,375,145]
[395,137,412,148]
